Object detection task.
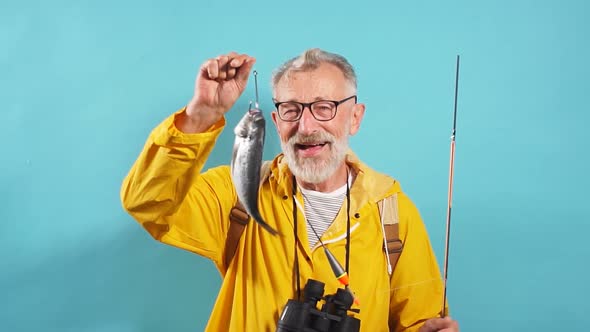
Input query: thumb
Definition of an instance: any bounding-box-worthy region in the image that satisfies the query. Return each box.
[235,57,256,87]
[419,317,454,332]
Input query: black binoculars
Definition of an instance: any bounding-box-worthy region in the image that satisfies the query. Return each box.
[276,279,360,332]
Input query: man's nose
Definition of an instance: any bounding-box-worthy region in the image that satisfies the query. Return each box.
[297,106,320,135]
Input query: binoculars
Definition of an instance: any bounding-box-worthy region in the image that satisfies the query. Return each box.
[276,279,360,332]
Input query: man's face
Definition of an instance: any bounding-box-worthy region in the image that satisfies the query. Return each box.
[271,63,365,184]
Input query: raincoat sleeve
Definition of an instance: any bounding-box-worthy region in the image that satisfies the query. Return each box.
[120,108,236,269]
[389,193,448,332]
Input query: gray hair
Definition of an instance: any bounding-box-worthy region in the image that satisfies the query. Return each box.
[271,48,357,95]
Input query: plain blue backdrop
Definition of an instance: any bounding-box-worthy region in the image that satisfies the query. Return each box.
[1,0,589,331]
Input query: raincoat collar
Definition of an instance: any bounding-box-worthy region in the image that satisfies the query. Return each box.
[269,150,401,203]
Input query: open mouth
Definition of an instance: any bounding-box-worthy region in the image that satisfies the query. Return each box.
[295,142,328,150]
[293,142,330,157]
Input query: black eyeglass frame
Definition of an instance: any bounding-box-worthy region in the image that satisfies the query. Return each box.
[273,95,357,122]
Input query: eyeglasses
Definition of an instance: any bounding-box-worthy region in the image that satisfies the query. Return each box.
[274,95,357,122]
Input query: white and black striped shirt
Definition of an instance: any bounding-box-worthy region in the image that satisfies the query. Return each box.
[298,175,353,249]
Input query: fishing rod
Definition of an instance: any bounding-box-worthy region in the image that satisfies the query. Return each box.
[442,55,460,318]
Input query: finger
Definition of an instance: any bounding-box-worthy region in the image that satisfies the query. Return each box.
[421,319,437,332]
[444,318,459,332]
[226,53,248,79]
[216,55,230,80]
[434,317,459,332]
[200,59,219,80]
[225,51,239,60]
[226,56,238,79]
[226,66,237,79]
[219,52,245,80]
[234,56,256,85]
[438,326,459,332]
[228,54,250,68]
[421,317,450,332]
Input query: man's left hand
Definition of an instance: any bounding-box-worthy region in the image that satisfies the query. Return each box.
[418,316,459,332]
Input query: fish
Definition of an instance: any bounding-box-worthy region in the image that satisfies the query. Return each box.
[230,104,279,235]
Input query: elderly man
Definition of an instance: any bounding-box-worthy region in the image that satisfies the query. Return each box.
[121,49,460,331]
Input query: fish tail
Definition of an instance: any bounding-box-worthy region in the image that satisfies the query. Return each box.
[251,212,280,236]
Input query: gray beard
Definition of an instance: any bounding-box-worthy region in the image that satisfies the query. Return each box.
[281,131,349,184]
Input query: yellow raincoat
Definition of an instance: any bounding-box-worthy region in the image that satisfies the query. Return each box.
[121,110,447,331]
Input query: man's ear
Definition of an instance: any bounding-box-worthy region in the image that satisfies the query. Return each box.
[349,103,366,136]
[271,111,279,128]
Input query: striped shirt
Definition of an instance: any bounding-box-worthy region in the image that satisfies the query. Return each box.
[298,174,353,249]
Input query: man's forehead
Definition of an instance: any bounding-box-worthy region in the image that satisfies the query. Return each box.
[273,66,349,101]
[279,63,345,82]
[274,82,341,99]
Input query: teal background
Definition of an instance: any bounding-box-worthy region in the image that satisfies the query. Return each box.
[1,0,589,331]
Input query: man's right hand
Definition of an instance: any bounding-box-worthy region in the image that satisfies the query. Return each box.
[176,52,256,133]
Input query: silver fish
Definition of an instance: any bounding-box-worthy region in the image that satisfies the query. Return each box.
[231,104,279,235]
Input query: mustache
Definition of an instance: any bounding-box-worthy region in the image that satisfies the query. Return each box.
[287,131,335,145]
